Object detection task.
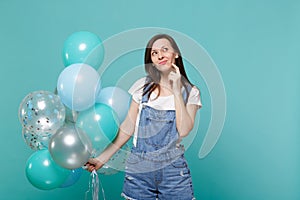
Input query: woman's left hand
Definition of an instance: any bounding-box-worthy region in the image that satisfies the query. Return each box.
[169,63,182,96]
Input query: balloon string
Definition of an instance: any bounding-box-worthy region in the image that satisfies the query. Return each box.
[85,170,105,200]
[98,172,106,200]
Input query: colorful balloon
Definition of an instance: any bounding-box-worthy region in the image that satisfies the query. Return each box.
[62,31,104,69]
[98,143,130,175]
[65,106,78,123]
[57,63,101,111]
[76,103,119,156]
[60,168,83,188]
[19,90,65,134]
[49,124,93,169]
[54,87,78,123]
[97,164,118,175]
[96,86,131,122]
[22,128,52,150]
[25,149,70,190]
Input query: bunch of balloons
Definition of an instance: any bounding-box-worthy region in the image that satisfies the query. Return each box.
[18,31,131,190]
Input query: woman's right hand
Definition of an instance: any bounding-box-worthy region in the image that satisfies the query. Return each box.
[84,157,104,172]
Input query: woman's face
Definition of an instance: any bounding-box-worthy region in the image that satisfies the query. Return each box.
[150,38,178,73]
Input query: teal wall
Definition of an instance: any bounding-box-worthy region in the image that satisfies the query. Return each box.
[1,0,299,199]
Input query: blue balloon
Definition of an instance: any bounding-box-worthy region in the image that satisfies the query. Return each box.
[57,63,101,111]
[76,103,119,156]
[25,149,70,190]
[60,168,83,188]
[96,87,131,122]
[62,31,104,69]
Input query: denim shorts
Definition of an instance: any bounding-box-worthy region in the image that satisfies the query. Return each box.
[121,155,195,200]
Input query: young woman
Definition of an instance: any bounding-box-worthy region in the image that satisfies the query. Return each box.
[86,34,202,200]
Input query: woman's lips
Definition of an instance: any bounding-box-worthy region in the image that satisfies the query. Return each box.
[159,60,168,65]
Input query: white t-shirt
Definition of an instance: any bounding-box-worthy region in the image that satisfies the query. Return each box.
[128,77,202,146]
[129,77,202,109]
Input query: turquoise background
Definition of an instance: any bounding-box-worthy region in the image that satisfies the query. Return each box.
[1,0,299,199]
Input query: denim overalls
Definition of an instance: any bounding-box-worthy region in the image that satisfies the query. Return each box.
[122,83,195,200]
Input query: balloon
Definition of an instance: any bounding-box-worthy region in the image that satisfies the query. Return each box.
[60,168,83,188]
[49,124,92,169]
[54,87,78,123]
[65,106,78,123]
[19,90,65,134]
[98,164,118,175]
[25,149,70,190]
[22,128,52,150]
[98,143,130,175]
[76,103,119,156]
[96,86,131,122]
[57,63,101,111]
[62,31,104,69]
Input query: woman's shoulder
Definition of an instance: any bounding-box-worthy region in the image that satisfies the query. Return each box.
[187,85,202,108]
[184,82,200,95]
[129,77,147,92]
[190,85,200,95]
[135,76,148,85]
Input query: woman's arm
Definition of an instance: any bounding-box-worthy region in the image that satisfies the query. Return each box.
[169,63,199,137]
[174,94,199,137]
[86,100,139,172]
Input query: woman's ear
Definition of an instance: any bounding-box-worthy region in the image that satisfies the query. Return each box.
[175,54,179,59]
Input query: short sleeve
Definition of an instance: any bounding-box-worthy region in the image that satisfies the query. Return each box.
[128,77,147,104]
[187,86,202,108]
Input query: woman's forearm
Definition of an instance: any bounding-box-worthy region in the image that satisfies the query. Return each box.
[174,93,194,137]
[96,129,132,164]
[95,100,138,164]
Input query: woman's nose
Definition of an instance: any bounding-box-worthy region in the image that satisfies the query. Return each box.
[158,51,164,59]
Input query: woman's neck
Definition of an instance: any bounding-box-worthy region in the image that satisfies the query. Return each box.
[157,73,172,95]
[159,73,170,85]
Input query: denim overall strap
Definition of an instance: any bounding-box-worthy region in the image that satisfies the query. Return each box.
[141,76,152,104]
[182,83,192,105]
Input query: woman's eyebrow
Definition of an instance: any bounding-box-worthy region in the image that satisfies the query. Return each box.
[152,45,168,51]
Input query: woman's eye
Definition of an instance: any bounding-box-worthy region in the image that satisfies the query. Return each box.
[151,52,157,56]
[162,47,168,52]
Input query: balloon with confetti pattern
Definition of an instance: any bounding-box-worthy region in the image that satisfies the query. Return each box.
[19,90,65,134]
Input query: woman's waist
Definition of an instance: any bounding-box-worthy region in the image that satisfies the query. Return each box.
[130,144,185,161]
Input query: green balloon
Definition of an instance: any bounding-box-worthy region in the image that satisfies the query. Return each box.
[62,31,105,69]
[25,149,70,190]
[76,103,119,156]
